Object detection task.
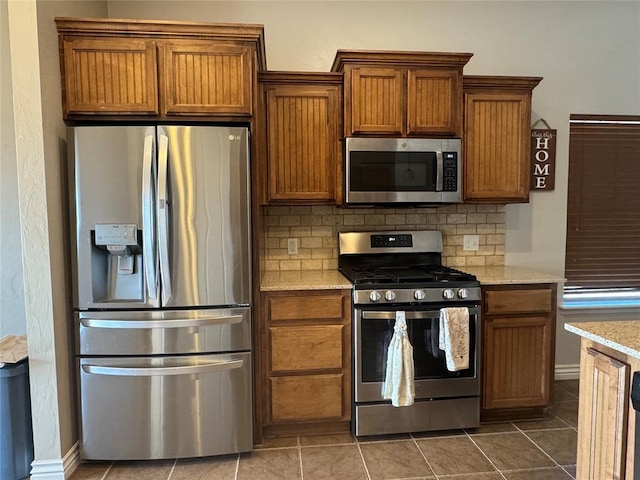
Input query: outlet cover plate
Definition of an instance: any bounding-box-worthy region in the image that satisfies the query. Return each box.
[463,235,479,251]
[287,238,298,255]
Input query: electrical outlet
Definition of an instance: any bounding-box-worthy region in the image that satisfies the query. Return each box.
[287,238,298,255]
[463,235,479,251]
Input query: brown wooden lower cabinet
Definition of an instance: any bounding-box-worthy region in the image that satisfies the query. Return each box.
[481,283,557,421]
[261,289,351,438]
[576,339,637,479]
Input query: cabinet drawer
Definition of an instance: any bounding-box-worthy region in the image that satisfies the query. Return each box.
[268,295,344,322]
[270,374,344,421]
[270,325,343,372]
[484,288,553,314]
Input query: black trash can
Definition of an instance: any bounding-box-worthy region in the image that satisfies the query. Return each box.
[0,358,34,480]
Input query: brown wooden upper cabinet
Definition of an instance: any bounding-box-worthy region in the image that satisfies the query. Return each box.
[463,76,542,203]
[258,72,343,205]
[331,50,473,138]
[55,17,266,120]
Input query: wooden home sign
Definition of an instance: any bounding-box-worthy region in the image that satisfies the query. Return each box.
[530,119,556,190]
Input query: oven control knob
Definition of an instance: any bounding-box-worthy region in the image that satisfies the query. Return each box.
[369,290,382,302]
[443,288,455,300]
[385,290,396,301]
[414,289,426,301]
[457,288,469,299]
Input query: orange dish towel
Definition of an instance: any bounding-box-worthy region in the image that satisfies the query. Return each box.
[382,311,415,407]
[439,307,470,372]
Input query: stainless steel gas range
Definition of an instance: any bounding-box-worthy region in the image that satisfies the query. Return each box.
[338,230,481,437]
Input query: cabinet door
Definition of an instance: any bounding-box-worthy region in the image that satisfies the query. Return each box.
[265,84,341,203]
[61,37,159,116]
[576,347,629,480]
[408,69,461,136]
[464,91,531,202]
[160,40,252,116]
[483,315,553,409]
[349,67,404,135]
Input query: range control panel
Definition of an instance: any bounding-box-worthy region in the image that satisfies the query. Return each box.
[371,234,413,248]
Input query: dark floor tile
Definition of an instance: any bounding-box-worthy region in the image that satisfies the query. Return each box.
[438,474,503,480]
[514,412,570,431]
[548,401,578,428]
[502,467,573,479]
[525,429,577,466]
[359,440,434,479]
[104,460,174,480]
[237,448,300,480]
[472,432,555,470]
[301,444,368,480]
[555,379,579,396]
[416,436,496,476]
[171,455,238,480]
[68,462,113,480]
[468,422,518,434]
[254,437,298,449]
[299,433,355,446]
[563,465,576,478]
[553,384,578,402]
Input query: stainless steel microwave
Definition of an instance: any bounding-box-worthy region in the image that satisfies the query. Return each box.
[344,137,462,205]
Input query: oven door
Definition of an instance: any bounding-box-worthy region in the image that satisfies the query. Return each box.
[354,306,480,403]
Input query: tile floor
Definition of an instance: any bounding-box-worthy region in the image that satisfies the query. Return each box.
[69,380,580,480]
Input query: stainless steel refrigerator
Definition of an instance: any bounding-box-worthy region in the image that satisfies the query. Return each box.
[68,125,252,460]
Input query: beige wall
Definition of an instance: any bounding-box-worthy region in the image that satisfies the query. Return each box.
[7,0,106,473]
[1,0,26,337]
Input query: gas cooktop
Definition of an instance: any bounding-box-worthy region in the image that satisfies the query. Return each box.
[339,264,477,286]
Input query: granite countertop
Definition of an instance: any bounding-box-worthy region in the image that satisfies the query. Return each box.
[461,266,565,285]
[565,321,640,360]
[261,270,351,291]
[261,266,564,291]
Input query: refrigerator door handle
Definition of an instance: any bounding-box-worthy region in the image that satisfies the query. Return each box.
[142,128,159,305]
[82,359,244,377]
[157,127,172,306]
[80,315,243,329]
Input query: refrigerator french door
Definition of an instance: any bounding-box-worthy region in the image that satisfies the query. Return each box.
[68,125,252,460]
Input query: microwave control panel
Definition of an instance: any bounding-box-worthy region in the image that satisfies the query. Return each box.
[443,152,458,191]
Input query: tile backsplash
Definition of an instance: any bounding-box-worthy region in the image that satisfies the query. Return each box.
[261,204,505,271]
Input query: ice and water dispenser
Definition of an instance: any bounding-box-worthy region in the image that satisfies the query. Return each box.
[91,223,144,303]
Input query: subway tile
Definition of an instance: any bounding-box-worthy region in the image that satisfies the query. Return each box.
[487,213,506,223]
[456,204,478,213]
[311,206,334,214]
[267,206,290,216]
[322,214,344,225]
[385,214,406,225]
[290,226,312,237]
[300,214,324,226]
[311,226,334,237]
[477,224,497,234]
[279,260,301,270]
[301,260,323,270]
[467,256,487,266]
[446,213,467,224]
[289,206,313,215]
[477,205,498,213]
[467,213,488,224]
[300,237,323,249]
[457,224,478,234]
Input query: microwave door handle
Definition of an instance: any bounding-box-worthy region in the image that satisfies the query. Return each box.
[141,128,158,306]
[157,127,172,307]
[436,150,444,191]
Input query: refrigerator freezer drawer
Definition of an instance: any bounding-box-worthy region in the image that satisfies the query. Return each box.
[79,353,253,460]
[77,307,251,355]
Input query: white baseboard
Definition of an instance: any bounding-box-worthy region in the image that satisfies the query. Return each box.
[29,441,80,480]
[555,364,580,380]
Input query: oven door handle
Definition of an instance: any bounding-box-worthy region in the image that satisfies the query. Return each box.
[361,308,479,320]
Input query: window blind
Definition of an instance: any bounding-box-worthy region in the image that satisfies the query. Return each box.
[565,115,640,291]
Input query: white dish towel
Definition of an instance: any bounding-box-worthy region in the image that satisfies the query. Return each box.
[439,307,470,372]
[382,311,415,407]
